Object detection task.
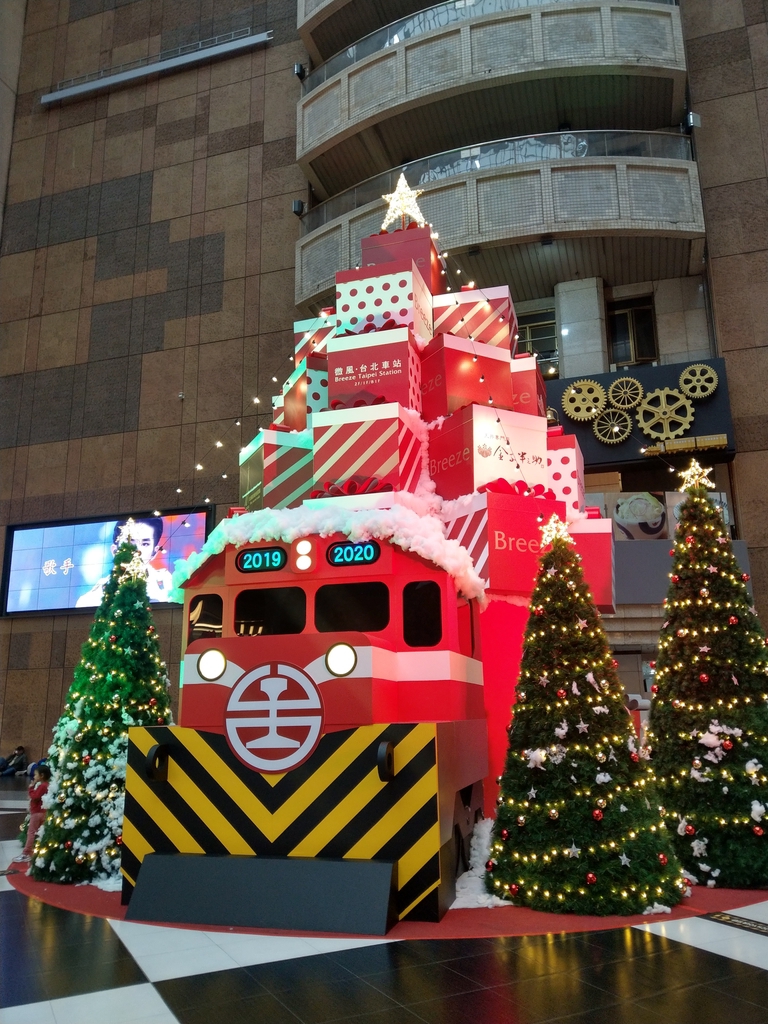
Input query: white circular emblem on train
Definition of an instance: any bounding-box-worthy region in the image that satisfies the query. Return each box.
[225,662,323,773]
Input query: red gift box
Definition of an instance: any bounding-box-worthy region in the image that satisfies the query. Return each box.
[335,260,433,344]
[294,314,336,364]
[547,432,586,521]
[360,224,443,295]
[312,403,425,497]
[282,355,329,431]
[432,286,515,349]
[509,354,547,417]
[420,334,514,421]
[443,489,565,598]
[570,517,615,613]
[327,327,421,413]
[239,428,314,511]
[428,404,548,501]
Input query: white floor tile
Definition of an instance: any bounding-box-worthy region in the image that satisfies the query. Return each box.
[637,916,768,971]
[133,942,241,982]
[209,933,319,967]
[723,899,768,924]
[302,936,392,954]
[0,1000,57,1024]
[108,919,215,957]
[44,984,175,1024]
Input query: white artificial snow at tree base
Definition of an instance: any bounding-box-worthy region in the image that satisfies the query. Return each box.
[171,502,486,602]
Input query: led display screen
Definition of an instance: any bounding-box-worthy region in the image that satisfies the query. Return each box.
[326,541,381,567]
[235,547,287,573]
[4,511,208,613]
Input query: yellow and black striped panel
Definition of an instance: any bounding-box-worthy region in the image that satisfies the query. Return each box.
[122,723,441,921]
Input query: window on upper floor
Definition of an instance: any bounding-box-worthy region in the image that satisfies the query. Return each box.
[607,298,658,366]
[516,310,558,378]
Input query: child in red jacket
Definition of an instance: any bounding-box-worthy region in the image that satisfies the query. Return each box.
[13,764,51,863]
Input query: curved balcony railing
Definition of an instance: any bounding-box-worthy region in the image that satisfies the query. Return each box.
[302,0,678,93]
[301,130,692,235]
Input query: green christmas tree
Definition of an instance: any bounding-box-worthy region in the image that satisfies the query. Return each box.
[487,515,684,915]
[31,523,172,886]
[646,460,768,888]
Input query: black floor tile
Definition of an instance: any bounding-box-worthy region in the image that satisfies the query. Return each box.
[633,982,768,1024]
[406,985,550,1024]
[269,976,403,1024]
[171,989,303,1024]
[0,811,25,840]
[333,1009,426,1024]
[707,968,768,1009]
[547,1003,667,1024]
[363,961,484,1005]
[490,972,620,1023]
[328,941,453,977]
[245,952,359,994]
[156,966,267,1011]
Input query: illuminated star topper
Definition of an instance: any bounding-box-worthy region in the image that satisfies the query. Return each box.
[540,514,574,547]
[679,459,715,492]
[116,517,137,546]
[381,173,426,231]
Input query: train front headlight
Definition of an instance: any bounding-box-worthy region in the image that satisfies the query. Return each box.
[325,643,357,677]
[197,649,227,681]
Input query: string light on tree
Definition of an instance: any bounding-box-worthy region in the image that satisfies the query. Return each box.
[646,458,768,888]
[487,520,684,914]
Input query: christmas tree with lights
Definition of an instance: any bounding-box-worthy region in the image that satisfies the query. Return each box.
[30,523,172,886]
[486,515,684,915]
[646,461,768,888]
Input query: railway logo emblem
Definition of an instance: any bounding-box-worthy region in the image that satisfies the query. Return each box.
[225,662,324,772]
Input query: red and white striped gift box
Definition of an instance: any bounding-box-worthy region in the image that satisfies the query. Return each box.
[432,286,515,349]
[312,404,425,496]
[294,314,336,364]
[239,428,314,511]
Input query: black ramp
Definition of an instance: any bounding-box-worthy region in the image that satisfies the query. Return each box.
[126,854,398,935]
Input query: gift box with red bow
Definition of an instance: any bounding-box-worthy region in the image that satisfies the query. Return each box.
[327,327,422,413]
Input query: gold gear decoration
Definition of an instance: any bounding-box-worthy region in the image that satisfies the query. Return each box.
[561,379,607,421]
[607,376,644,410]
[636,387,694,441]
[593,408,632,445]
[679,363,718,400]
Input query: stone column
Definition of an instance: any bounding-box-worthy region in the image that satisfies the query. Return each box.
[555,277,609,379]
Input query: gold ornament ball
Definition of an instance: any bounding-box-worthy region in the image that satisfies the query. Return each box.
[596,798,607,809]
[517,815,526,826]
[692,758,702,769]
[549,808,559,820]
[596,752,607,763]
[75,855,85,864]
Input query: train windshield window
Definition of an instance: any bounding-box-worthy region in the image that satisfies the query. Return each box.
[315,582,389,633]
[188,594,223,645]
[403,581,442,647]
[234,587,306,635]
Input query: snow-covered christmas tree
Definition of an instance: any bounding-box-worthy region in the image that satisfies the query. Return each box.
[487,515,685,915]
[647,460,768,888]
[30,523,172,886]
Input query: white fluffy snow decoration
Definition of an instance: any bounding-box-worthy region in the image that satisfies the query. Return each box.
[751,801,766,822]
[171,503,486,602]
[642,903,672,915]
[525,748,547,769]
[451,817,508,909]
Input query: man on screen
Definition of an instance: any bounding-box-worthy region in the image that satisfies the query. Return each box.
[75,518,173,607]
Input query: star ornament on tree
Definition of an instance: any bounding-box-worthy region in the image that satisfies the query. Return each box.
[679,459,715,492]
[119,550,148,583]
[380,173,426,231]
[540,514,574,547]
[116,517,138,545]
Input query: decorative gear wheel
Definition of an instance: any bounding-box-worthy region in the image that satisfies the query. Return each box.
[561,379,607,421]
[593,408,632,445]
[679,363,718,400]
[608,376,644,410]
[636,388,694,441]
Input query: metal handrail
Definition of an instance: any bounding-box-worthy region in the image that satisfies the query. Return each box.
[50,27,253,93]
[303,0,678,93]
[301,130,692,235]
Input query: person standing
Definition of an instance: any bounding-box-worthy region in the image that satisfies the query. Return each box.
[13,765,51,863]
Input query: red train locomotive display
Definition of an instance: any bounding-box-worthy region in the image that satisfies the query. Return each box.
[121,199,615,933]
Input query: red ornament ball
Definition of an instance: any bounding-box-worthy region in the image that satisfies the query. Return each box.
[557,688,567,699]
[509,883,519,896]
[699,673,710,683]
[486,860,495,872]
[116,835,123,845]
[630,752,640,763]
[685,535,695,546]
[156,717,164,724]
[729,616,739,625]
[754,826,765,837]
[669,550,675,557]
[611,659,619,668]
[592,809,604,822]
[722,739,734,751]
[671,575,680,584]
[148,625,155,633]
[685,824,696,836]
[658,853,668,866]
[500,828,509,841]
[149,698,157,707]
[109,635,117,643]
[586,872,597,885]
[649,660,656,669]
[534,607,544,617]
[743,574,751,582]
[651,684,659,694]
[64,840,72,849]
[82,755,90,765]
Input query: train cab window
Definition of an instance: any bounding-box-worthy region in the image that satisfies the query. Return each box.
[234,587,306,635]
[315,582,390,633]
[403,581,442,647]
[187,594,223,645]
